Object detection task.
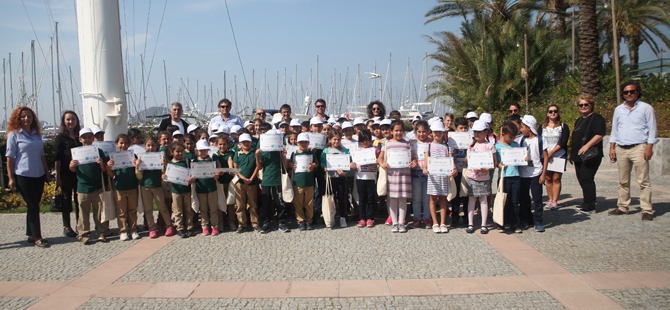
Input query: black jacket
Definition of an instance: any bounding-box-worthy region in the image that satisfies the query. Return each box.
[158,118,190,132]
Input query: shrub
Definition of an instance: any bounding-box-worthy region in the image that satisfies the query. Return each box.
[0,188,25,210]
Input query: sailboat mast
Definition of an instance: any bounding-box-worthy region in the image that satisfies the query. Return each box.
[3,58,7,130]
[56,22,63,116]
[52,38,57,130]
[164,60,168,108]
[31,40,36,116]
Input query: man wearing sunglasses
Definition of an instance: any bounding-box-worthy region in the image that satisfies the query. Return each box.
[208,99,244,135]
[313,99,330,122]
[608,80,658,221]
[255,109,267,123]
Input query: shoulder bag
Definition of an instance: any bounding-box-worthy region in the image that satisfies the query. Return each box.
[578,115,599,162]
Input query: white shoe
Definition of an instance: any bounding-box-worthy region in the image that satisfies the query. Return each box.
[120,233,130,241]
[340,217,347,228]
[131,232,141,240]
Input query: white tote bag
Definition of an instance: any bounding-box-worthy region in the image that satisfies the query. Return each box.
[459,168,469,197]
[281,160,294,203]
[227,176,239,206]
[377,146,388,196]
[190,184,200,213]
[322,174,337,228]
[99,176,117,223]
[217,182,227,212]
[137,186,145,216]
[493,167,506,226]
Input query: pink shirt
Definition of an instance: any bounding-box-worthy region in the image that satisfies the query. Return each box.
[466,142,496,181]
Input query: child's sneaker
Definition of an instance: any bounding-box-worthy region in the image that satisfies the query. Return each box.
[432,224,440,233]
[391,224,399,233]
[385,216,392,225]
[366,219,374,227]
[131,232,141,240]
[306,223,314,230]
[149,229,158,238]
[211,228,219,235]
[357,220,366,228]
[340,217,347,228]
[409,219,421,229]
[261,223,270,234]
[120,233,130,241]
[165,227,176,237]
[398,224,407,233]
[178,230,189,238]
[550,201,558,210]
[298,223,306,231]
[229,223,237,231]
[202,228,210,235]
[278,224,290,233]
[424,218,433,229]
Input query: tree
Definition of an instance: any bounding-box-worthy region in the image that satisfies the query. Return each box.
[579,0,600,95]
[424,0,548,23]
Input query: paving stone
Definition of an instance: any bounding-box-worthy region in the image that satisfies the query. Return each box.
[601,288,670,309]
[0,297,41,310]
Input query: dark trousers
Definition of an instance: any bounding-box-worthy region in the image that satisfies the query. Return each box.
[260,185,286,225]
[60,173,79,229]
[520,175,543,225]
[574,157,602,211]
[313,168,325,214]
[450,173,464,224]
[356,179,376,221]
[331,177,347,219]
[503,176,521,227]
[16,174,46,239]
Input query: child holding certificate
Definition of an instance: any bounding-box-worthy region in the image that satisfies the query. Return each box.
[106,134,140,241]
[352,130,379,228]
[233,134,261,233]
[465,120,497,234]
[257,125,289,234]
[290,133,319,231]
[410,120,432,230]
[450,117,469,227]
[194,140,221,235]
[495,121,522,233]
[183,134,197,161]
[69,128,111,245]
[378,121,418,233]
[162,142,196,238]
[213,136,236,231]
[423,122,457,233]
[135,136,174,238]
[321,130,354,228]
[341,122,358,217]
[519,115,545,232]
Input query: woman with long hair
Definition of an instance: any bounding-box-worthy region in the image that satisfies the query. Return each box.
[54,111,82,237]
[6,106,51,247]
[539,105,569,210]
[366,101,386,120]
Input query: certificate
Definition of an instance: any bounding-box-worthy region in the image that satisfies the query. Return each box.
[93,141,116,157]
[165,163,190,186]
[341,139,357,151]
[467,150,494,170]
[109,150,135,169]
[129,144,146,155]
[410,139,429,162]
[285,145,299,159]
[501,147,528,166]
[190,161,217,179]
[546,157,566,173]
[71,145,100,165]
[351,148,377,166]
[387,149,412,169]
[427,157,455,176]
[326,153,351,171]
[259,133,284,152]
[138,152,164,170]
[307,133,327,149]
[294,154,313,173]
[448,132,473,149]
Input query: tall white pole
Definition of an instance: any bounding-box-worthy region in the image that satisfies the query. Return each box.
[51,38,57,131]
[76,0,128,140]
[56,22,63,116]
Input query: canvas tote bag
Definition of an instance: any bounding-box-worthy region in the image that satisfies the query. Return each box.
[100,175,117,223]
[492,167,506,226]
[281,160,294,203]
[322,174,337,228]
[377,144,388,196]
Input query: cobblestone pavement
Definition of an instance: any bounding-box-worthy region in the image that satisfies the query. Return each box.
[602,288,670,309]
[0,297,41,309]
[79,293,565,310]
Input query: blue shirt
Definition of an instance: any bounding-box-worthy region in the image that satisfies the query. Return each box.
[208,114,244,135]
[5,128,46,178]
[494,141,520,177]
[610,100,658,146]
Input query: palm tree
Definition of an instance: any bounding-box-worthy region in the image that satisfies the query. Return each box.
[579,0,600,95]
[425,0,548,23]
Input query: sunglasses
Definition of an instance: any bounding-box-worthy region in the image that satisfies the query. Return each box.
[622,90,637,95]
[316,105,326,108]
[509,109,518,113]
[372,107,381,111]
[578,103,590,108]
[256,112,266,115]
[219,105,231,109]
[548,110,559,114]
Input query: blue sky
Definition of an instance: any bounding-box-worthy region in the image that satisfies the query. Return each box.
[0,0,666,124]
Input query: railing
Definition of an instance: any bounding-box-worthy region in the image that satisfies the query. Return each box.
[629,59,669,76]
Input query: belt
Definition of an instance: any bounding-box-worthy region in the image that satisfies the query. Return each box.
[617,144,642,149]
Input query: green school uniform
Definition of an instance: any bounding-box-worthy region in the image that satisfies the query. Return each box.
[76,149,108,193]
[183,151,195,160]
[194,158,217,194]
[140,170,162,188]
[233,149,257,185]
[258,151,282,187]
[213,150,235,184]
[291,150,317,187]
[169,160,191,194]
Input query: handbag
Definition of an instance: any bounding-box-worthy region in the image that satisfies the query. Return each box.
[578,114,599,162]
[100,176,117,223]
[459,168,469,197]
[322,174,337,228]
[281,160,294,203]
[49,186,69,213]
[492,167,506,226]
[377,144,388,196]
[447,176,458,201]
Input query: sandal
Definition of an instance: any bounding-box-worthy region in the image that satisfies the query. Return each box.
[480,227,489,234]
[440,224,449,233]
[432,224,440,233]
[466,225,475,234]
[34,239,50,248]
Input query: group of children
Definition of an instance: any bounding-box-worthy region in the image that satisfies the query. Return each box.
[69,109,547,244]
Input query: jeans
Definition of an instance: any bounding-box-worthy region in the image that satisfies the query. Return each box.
[356,179,376,221]
[331,177,347,219]
[574,157,602,211]
[411,176,430,221]
[503,176,521,227]
[60,173,79,229]
[16,174,46,239]
[261,185,286,225]
[520,175,543,225]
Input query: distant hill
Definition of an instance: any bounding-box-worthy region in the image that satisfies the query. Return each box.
[129,106,170,124]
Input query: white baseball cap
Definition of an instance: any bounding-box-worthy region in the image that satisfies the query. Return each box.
[172,130,183,137]
[371,120,381,127]
[230,125,242,133]
[79,127,93,137]
[92,126,104,135]
[290,119,301,127]
[297,133,310,142]
[372,117,381,121]
[208,134,218,141]
[239,133,252,142]
[187,124,199,134]
[380,119,393,127]
[341,121,353,130]
[196,140,210,150]
[412,115,423,122]
[466,112,478,119]
[279,121,289,128]
[522,115,538,136]
[471,120,487,132]
[480,113,492,124]
[430,122,446,132]
[244,121,253,127]
[353,118,365,126]
[328,117,337,124]
[310,116,323,126]
[218,124,230,134]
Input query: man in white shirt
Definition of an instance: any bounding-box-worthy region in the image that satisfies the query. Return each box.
[208,99,243,135]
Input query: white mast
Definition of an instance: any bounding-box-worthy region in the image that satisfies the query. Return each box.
[76,0,128,140]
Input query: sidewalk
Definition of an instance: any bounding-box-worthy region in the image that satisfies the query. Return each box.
[0,167,668,309]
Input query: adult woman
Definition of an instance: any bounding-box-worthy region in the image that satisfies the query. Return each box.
[366,101,386,119]
[509,103,521,115]
[54,111,82,237]
[443,113,455,131]
[569,94,606,214]
[6,106,51,247]
[539,105,569,210]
